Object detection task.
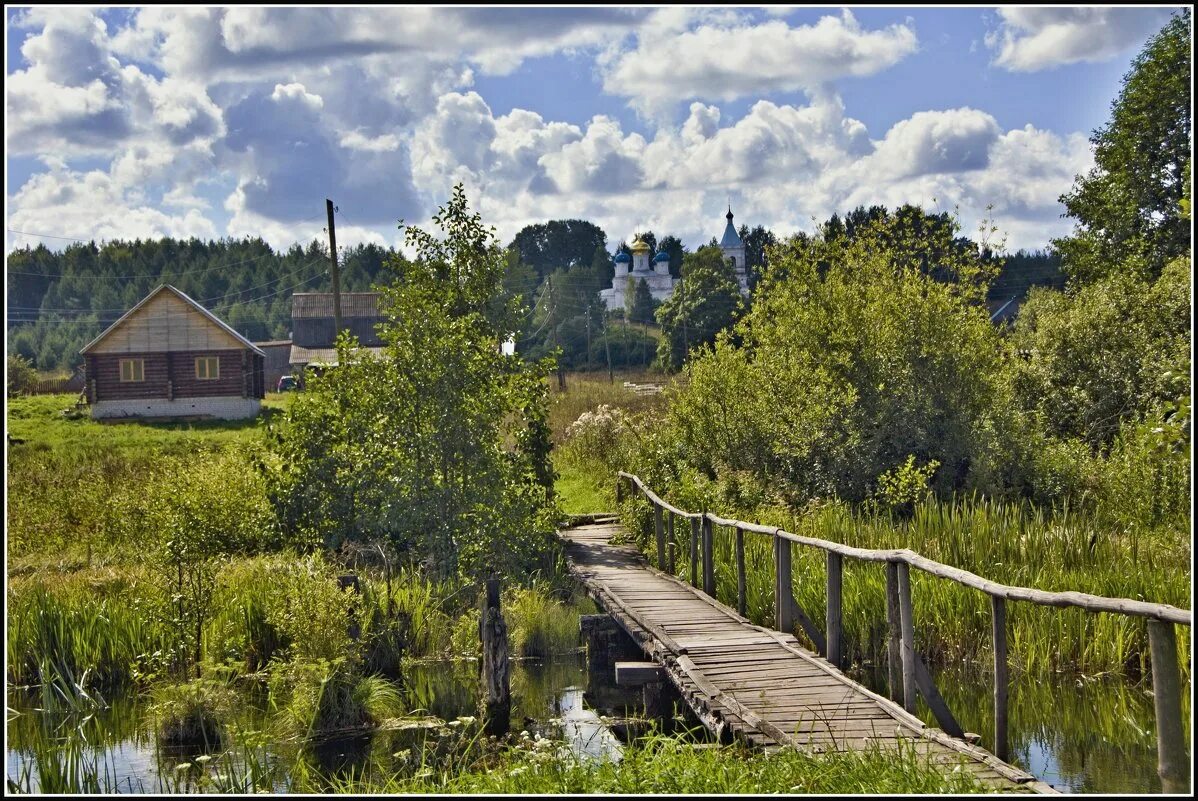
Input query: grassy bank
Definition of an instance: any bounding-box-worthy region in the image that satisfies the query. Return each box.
[326,732,989,794]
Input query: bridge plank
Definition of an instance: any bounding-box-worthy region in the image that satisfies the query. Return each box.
[560,522,1051,795]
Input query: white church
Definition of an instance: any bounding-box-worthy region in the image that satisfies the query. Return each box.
[599,208,750,312]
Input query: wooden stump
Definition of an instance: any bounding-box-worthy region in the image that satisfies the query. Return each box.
[480,578,510,737]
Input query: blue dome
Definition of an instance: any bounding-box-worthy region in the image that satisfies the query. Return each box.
[653,251,670,262]
[614,252,632,263]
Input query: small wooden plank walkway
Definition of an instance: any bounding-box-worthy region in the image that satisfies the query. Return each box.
[561,519,1056,794]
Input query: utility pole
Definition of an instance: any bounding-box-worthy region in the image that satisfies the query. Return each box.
[682,277,689,363]
[548,276,565,391]
[604,314,614,384]
[622,310,628,373]
[585,307,592,371]
[326,198,342,335]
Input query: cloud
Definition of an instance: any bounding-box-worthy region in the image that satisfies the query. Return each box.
[6,7,1096,256]
[6,9,224,157]
[987,7,1176,72]
[7,160,220,248]
[221,82,421,225]
[603,9,918,116]
[406,89,1088,252]
[867,108,1001,180]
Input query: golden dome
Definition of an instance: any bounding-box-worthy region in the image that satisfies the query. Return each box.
[630,235,651,255]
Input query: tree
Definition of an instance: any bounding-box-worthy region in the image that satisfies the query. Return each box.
[626,277,655,324]
[737,224,777,289]
[616,230,657,257]
[264,185,558,580]
[1011,254,1190,449]
[1055,10,1192,283]
[7,354,38,395]
[655,245,744,371]
[665,212,1018,506]
[590,244,614,287]
[507,219,608,280]
[655,235,687,278]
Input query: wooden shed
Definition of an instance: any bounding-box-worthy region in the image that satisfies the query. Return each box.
[80,285,266,420]
[289,292,387,373]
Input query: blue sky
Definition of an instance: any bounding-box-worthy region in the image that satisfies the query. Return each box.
[4,6,1184,255]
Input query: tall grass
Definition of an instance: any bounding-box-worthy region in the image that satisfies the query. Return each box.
[505,582,590,658]
[7,568,170,693]
[322,727,990,794]
[548,370,673,446]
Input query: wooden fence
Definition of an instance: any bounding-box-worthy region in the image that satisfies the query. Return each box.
[30,372,86,395]
[616,470,1192,793]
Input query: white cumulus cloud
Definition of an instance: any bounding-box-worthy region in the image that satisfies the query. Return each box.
[987,7,1176,72]
[603,9,918,116]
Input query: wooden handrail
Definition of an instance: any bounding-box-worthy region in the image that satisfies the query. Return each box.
[616,470,1192,792]
[620,471,1192,625]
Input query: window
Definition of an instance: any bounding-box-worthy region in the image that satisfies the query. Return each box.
[119,359,144,382]
[195,356,220,380]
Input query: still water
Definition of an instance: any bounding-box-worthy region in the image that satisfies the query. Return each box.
[6,650,1181,793]
[845,660,1177,794]
[5,654,655,794]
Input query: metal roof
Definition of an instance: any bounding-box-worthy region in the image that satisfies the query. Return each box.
[720,213,743,249]
[291,292,383,319]
[80,284,266,357]
[289,344,388,366]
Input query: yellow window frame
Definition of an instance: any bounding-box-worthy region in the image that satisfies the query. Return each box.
[195,356,220,380]
[119,359,144,382]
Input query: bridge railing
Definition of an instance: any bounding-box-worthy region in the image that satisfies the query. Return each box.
[616,470,1191,792]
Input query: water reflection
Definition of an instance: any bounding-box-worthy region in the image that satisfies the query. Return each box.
[847,660,1173,794]
[7,649,1180,794]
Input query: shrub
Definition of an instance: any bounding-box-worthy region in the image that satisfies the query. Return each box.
[262,554,356,664]
[151,677,237,747]
[661,212,1015,506]
[270,658,404,738]
[8,354,39,395]
[505,583,580,658]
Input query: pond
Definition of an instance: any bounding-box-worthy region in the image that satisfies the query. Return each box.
[845,659,1177,794]
[5,651,691,794]
[6,634,1182,793]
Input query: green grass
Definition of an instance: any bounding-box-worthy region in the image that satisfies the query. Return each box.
[554,458,611,515]
[321,730,990,794]
[5,392,293,454]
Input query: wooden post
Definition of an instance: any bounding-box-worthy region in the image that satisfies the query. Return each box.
[338,574,361,641]
[616,476,623,504]
[654,504,665,570]
[1148,619,1189,794]
[667,513,676,574]
[480,577,510,737]
[326,198,342,335]
[826,552,842,668]
[774,534,793,634]
[992,595,1008,762]
[689,517,700,588]
[735,527,747,617]
[701,517,715,596]
[886,562,902,703]
[896,561,917,713]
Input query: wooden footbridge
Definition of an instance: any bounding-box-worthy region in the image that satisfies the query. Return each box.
[559,472,1193,794]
